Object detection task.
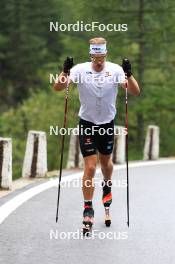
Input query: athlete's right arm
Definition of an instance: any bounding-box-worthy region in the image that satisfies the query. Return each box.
[53,57,74,91]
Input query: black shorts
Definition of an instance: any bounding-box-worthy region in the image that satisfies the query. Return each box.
[79,118,114,158]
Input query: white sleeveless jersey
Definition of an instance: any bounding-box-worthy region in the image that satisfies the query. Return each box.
[69,61,125,125]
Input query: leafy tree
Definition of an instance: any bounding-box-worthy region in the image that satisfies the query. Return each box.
[0,0,62,111]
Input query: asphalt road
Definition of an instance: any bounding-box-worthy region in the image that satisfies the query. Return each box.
[0,162,175,264]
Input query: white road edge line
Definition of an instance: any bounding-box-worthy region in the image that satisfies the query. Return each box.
[0,159,175,225]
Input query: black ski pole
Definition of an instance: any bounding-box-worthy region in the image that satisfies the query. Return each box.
[125,79,129,227]
[56,77,70,223]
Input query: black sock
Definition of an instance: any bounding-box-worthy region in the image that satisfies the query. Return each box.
[83,200,94,217]
[84,200,93,209]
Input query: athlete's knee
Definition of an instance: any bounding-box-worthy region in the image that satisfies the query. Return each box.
[101,158,113,170]
[84,164,96,177]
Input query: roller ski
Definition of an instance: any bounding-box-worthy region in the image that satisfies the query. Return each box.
[82,202,94,236]
[102,180,112,227]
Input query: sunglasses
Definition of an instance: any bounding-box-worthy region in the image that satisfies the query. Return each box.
[91,56,106,62]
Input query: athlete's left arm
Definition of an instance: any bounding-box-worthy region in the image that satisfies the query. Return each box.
[126,75,140,96]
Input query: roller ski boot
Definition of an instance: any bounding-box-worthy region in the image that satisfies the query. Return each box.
[82,202,94,236]
[104,207,111,227]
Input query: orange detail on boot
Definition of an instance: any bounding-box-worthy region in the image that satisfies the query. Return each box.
[103,193,112,204]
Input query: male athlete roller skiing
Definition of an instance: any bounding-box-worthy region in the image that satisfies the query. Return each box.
[54,37,140,235]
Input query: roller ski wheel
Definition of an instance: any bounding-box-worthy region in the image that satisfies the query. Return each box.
[105,207,111,227]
